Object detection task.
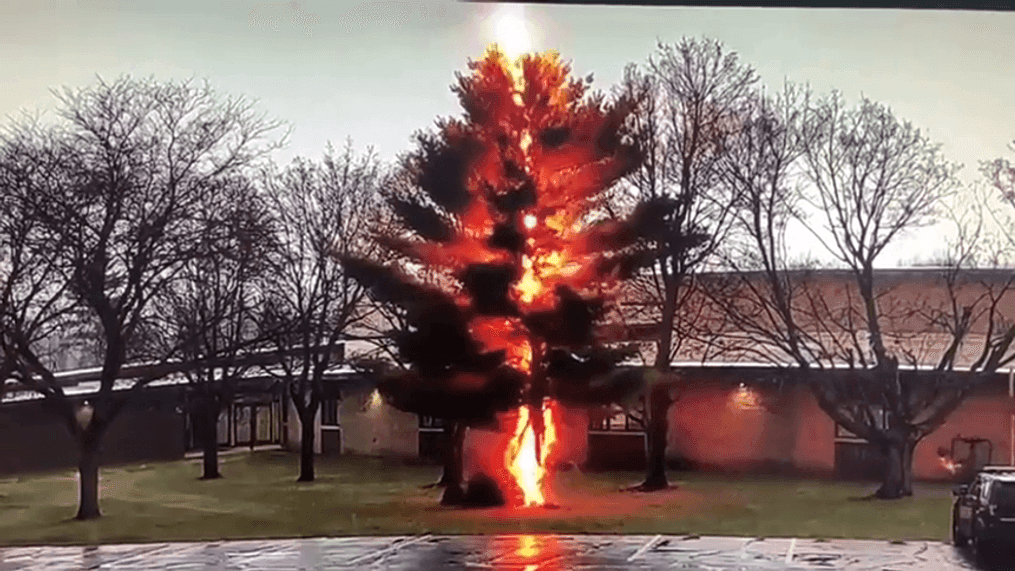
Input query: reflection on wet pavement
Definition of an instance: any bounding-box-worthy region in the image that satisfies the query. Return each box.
[0,534,987,570]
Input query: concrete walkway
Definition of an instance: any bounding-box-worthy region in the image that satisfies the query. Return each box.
[0,535,986,570]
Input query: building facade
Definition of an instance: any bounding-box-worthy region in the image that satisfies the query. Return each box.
[317,267,1015,482]
[6,268,1014,483]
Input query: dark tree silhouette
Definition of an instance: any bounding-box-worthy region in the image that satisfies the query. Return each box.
[704,89,1015,499]
[258,141,384,483]
[154,175,278,480]
[0,128,81,411]
[0,76,285,519]
[614,38,759,491]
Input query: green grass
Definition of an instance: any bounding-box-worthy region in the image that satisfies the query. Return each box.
[0,451,955,547]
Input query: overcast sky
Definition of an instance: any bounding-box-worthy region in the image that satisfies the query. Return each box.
[2,1,1014,267]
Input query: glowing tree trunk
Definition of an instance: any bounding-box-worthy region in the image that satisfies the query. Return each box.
[343,45,657,508]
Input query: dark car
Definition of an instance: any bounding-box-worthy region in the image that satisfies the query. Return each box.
[952,466,1015,562]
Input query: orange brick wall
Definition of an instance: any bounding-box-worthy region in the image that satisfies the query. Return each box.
[919,390,1015,480]
[348,380,1012,483]
[666,383,835,476]
[342,268,1015,481]
[665,382,1015,481]
[526,381,1014,482]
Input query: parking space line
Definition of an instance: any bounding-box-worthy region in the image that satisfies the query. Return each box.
[739,537,755,559]
[785,537,796,563]
[626,534,663,561]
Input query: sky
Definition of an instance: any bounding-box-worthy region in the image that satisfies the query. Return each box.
[2,1,1014,267]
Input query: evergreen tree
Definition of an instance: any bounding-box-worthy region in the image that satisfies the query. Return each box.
[344,47,661,506]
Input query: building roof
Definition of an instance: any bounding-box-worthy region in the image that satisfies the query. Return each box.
[622,360,1015,373]
[1,363,363,405]
[693,266,1015,280]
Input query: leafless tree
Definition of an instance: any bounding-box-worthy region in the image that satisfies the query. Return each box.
[701,83,817,363]
[0,76,285,519]
[258,140,384,483]
[153,175,279,480]
[614,38,759,491]
[982,140,1015,252]
[0,126,83,405]
[983,140,1015,198]
[703,90,1014,499]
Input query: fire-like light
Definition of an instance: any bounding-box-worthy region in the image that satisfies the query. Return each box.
[516,534,539,558]
[412,28,630,508]
[506,401,558,507]
[368,389,382,410]
[731,383,761,411]
[940,456,961,475]
[486,3,532,107]
[511,535,562,571]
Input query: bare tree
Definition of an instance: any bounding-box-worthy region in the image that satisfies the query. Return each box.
[0,76,285,519]
[703,83,817,363]
[0,125,83,406]
[258,140,383,483]
[982,140,1015,202]
[704,90,1011,499]
[154,175,278,480]
[615,38,758,491]
[982,140,1015,253]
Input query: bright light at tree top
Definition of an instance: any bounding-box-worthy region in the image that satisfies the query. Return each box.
[487,3,534,62]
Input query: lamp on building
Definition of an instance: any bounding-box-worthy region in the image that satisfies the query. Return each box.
[76,400,94,430]
[731,383,762,411]
[361,389,382,413]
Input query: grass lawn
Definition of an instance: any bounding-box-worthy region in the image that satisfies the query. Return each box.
[0,450,954,547]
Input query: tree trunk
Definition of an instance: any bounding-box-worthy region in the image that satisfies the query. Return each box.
[453,422,466,480]
[634,275,680,492]
[297,413,315,482]
[199,400,221,480]
[874,437,916,499]
[440,422,467,506]
[75,439,101,520]
[637,383,673,491]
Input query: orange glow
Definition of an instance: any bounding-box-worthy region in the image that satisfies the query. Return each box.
[513,250,580,310]
[731,383,761,411]
[506,534,563,571]
[506,401,558,507]
[516,534,539,558]
[516,256,542,305]
[470,317,532,371]
[404,44,636,509]
[940,456,961,475]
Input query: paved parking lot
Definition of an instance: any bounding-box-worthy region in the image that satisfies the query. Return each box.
[0,534,991,570]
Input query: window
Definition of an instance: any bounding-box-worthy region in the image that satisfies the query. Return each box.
[321,398,339,426]
[589,409,644,432]
[990,481,1015,508]
[835,406,890,440]
[419,416,444,430]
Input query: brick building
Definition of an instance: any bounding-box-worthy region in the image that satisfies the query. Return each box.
[5,267,1014,483]
[323,267,1015,483]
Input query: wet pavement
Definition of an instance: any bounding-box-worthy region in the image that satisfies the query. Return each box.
[0,534,993,570]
